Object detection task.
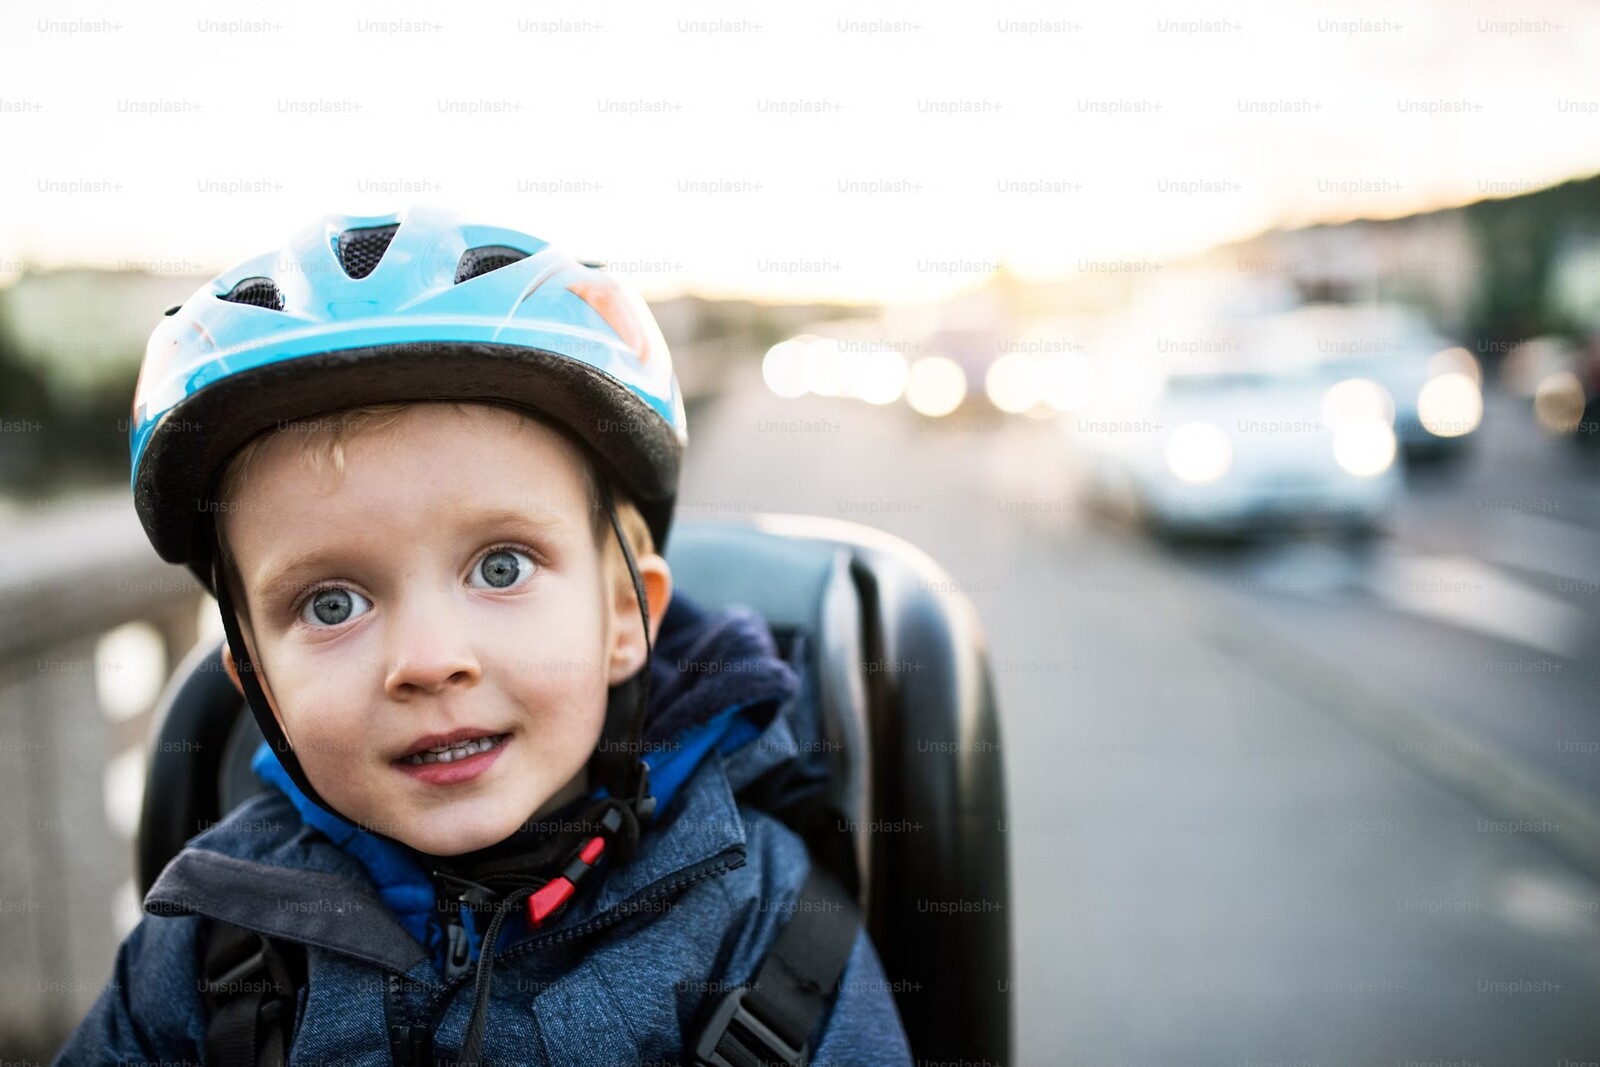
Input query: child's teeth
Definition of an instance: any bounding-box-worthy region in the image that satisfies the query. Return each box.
[405,735,501,766]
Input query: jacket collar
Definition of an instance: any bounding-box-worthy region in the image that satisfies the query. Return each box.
[144,723,760,978]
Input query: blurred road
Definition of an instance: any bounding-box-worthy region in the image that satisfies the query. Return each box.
[681,363,1600,1066]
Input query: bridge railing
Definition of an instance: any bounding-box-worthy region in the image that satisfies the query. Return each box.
[0,488,214,1060]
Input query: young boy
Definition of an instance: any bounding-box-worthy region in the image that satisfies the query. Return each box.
[58,210,915,1065]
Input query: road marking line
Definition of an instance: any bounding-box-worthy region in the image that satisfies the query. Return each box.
[1482,509,1600,586]
[1365,548,1590,658]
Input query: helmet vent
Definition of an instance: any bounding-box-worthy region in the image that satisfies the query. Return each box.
[455,245,529,284]
[336,223,400,279]
[217,277,286,311]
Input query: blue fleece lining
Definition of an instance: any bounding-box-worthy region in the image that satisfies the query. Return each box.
[251,744,439,947]
[603,703,761,809]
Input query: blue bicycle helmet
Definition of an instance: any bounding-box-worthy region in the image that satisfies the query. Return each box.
[130,205,688,595]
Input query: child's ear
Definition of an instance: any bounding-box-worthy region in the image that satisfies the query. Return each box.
[607,555,673,684]
[221,642,246,698]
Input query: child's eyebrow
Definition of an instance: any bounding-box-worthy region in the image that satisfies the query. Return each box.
[252,505,569,596]
[463,505,569,535]
[253,548,350,600]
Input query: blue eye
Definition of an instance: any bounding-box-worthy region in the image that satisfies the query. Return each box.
[301,587,371,628]
[472,547,536,590]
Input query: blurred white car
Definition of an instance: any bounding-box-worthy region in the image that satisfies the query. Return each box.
[1071,364,1403,539]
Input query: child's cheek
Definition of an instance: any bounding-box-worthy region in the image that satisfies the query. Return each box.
[279,677,371,792]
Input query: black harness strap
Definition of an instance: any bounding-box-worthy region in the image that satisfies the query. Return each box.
[693,863,861,1067]
[200,920,304,1067]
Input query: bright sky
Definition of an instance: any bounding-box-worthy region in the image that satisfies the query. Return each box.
[3,0,1598,303]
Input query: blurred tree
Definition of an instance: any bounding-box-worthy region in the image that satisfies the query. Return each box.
[0,293,57,493]
[0,282,144,498]
[1466,174,1600,353]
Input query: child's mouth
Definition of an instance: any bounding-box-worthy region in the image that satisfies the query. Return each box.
[394,732,510,787]
[399,733,510,766]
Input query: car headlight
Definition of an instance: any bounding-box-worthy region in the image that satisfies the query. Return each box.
[985,352,1042,414]
[1333,419,1397,476]
[1417,372,1482,437]
[1166,421,1232,484]
[905,356,967,417]
[1322,377,1395,428]
[1428,346,1482,386]
[1534,370,1586,437]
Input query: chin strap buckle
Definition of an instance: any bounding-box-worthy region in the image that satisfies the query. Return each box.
[631,760,657,824]
[433,872,500,909]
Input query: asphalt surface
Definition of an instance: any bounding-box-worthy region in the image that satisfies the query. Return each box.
[681,363,1600,1067]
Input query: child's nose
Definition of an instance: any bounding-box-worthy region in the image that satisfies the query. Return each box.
[387,655,480,698]
[383,597,482,697]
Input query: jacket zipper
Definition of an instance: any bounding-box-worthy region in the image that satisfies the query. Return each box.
[508,851,744,955]
[433,877,478,984]
[440,904,473,982]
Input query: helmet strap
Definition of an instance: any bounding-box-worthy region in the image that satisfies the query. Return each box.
[210,537,341,818]
[589,479,659,843]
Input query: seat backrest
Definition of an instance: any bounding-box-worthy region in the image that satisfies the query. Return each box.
[674,516,1011,1064]
[136,515,1011,1064]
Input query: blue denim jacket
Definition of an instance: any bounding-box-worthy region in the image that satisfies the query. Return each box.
[55,594,916,1066]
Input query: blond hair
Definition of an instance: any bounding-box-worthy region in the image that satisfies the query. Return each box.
[214,401,654,606]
